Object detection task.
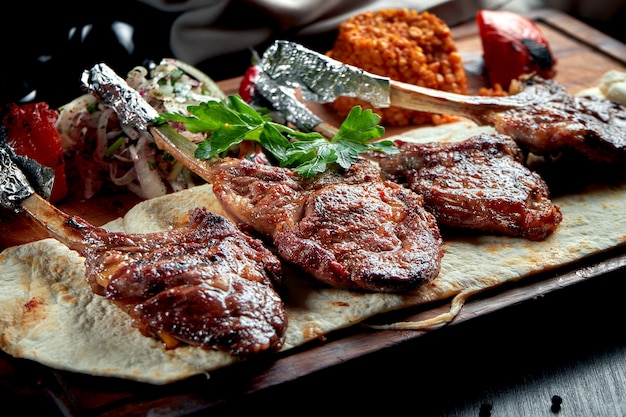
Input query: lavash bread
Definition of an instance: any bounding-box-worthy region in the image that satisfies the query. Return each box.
[2,120,626,384]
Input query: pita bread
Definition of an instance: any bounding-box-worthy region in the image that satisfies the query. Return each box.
[1,120,625,384]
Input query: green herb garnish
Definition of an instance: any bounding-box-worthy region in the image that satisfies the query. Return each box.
[105,136,126,157]
[157,95,397,177]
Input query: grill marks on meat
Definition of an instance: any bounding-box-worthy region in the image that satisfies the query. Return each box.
[208,157,443,293]
[378,133,562,241]
[488,76,626,164]
[61,208,287,356]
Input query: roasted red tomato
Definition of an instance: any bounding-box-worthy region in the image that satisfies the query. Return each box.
[477,10,556,89]
[3,102,68,203]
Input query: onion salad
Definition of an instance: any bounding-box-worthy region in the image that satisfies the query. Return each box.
[56,58,226,200]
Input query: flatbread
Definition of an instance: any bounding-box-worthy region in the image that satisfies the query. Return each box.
[1,120,625,385]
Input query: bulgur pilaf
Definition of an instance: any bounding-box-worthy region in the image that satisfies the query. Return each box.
[326,8,467,127]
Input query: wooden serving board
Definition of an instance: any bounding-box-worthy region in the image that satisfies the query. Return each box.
[2,9,626,416]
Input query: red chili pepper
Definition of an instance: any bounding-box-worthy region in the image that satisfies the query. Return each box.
[239,64,259,103]
[3,102,68,203]
[477,10,556,89]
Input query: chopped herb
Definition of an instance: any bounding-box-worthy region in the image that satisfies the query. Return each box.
[105,136,126,157]
[157,95,397,177]
[87,101,99,114]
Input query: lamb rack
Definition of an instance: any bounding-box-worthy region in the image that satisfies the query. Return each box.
[78,62,444,294]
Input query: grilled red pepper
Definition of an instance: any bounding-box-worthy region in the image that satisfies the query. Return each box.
[239,64,259,103]
[3,102,68,203]
[477,10,556,89]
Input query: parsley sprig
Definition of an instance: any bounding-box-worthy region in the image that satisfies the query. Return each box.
[158,95,397,177]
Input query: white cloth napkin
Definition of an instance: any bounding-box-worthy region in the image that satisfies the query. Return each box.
[138,0,455,65]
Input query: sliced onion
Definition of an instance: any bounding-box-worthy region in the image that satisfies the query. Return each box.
[56,94,98,150]
[109,162,137,186]
[129,134,168,199]
[120,123,140,141]
[94,108,115,162]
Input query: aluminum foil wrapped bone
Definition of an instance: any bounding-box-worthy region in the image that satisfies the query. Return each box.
[81,63,159,131]
[0,126,54,210]
[0,145,36,211]
[257,40,392,108]
[254,71,324,132]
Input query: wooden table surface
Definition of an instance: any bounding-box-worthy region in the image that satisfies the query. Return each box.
[3,8,626,417]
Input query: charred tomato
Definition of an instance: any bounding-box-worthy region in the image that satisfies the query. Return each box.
[477,10,556,89]
[3,102,68,203]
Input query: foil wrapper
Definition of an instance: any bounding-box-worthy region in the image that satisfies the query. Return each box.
[0,145,36,211]
[258,40,391,108]
[81,63,159,131]
[254,72,323,132]
[0,129,54,210]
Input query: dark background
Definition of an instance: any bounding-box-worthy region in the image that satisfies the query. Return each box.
[0,1,339,109]
[2,2,177,108]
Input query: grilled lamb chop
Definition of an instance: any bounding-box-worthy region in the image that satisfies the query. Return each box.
[377,133,562,241]
[0,144,286,355]
[81,207,287,355]
[388,74,626,164]
[207,157,443,293]
[486,76,626,164]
